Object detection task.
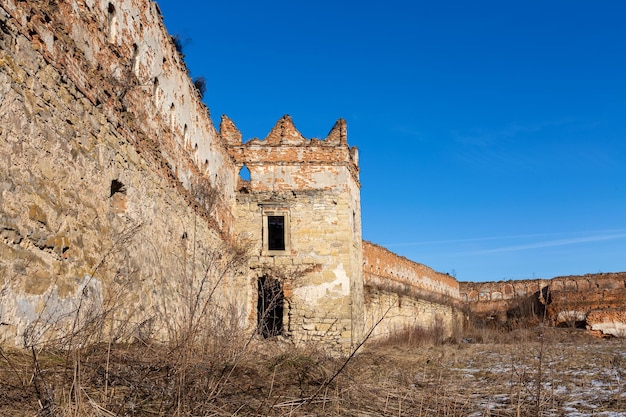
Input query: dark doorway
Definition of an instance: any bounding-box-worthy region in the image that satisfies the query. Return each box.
[257,276,284,338]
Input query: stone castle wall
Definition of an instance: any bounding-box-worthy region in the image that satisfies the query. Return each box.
[459,279,549,322]
[9,0,622,351]
[0,0,247,347]
[363,242,464,339]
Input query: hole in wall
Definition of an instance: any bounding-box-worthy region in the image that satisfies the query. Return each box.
[239,164,250,181]
[110,179,126,197]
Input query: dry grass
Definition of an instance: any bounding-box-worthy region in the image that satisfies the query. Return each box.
[1,326,624,416]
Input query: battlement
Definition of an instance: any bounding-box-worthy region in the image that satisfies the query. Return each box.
[225,115,360,190]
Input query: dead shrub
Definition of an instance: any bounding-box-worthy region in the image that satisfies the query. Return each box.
[374,321,452,348]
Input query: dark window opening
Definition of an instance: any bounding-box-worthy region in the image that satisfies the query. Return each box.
[110,179,126,197]
[257,276,284,338]
[268,216,285,250]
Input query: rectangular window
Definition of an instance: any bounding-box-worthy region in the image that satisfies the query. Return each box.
[267,216,285,250]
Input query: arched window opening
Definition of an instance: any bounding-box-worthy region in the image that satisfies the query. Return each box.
[183,124,189,147]
[107,3,117,43]
[238,164,250,181]
[169,103,176,131]
[131,43,139,74]
[257,276,284,338]
[153,78,161,108]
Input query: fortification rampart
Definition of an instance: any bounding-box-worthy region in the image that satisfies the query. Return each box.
[3,0,237,230]
[363,242,464,339]
[547,273,626,336]
[459,279,549,322]
[0,0,247,347]
[363,242,459,301]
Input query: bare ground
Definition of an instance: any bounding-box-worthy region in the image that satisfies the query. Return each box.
[0,327,624,416]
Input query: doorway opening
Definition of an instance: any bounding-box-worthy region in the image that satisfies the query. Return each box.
[257,276,284,338]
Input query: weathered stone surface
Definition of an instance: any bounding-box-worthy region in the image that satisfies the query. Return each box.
[0,0,245,347]
[363,242,464,339]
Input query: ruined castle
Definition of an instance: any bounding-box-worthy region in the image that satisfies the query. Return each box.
[0,0,623,350]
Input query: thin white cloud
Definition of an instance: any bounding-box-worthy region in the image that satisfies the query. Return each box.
[381,228,626,248]
[383,232,557,247]
[471,232,626,255]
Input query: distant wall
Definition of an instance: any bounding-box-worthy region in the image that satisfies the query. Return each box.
[363,242,459,299]
[547,273,626,330]
[459,280,549,323]
[461,273,626,336]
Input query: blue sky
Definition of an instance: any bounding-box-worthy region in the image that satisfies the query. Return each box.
[155,1,626,282]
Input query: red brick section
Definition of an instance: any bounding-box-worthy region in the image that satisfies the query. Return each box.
[460,273,626,333]
[459,280,549,320]
[548,273,626,323]
[362,241,460,307]
[586,309,626,337]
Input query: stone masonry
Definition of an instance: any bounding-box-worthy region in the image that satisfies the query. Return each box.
[226,115,365,348]
[0,0,467,351]
[1,0,622,352]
